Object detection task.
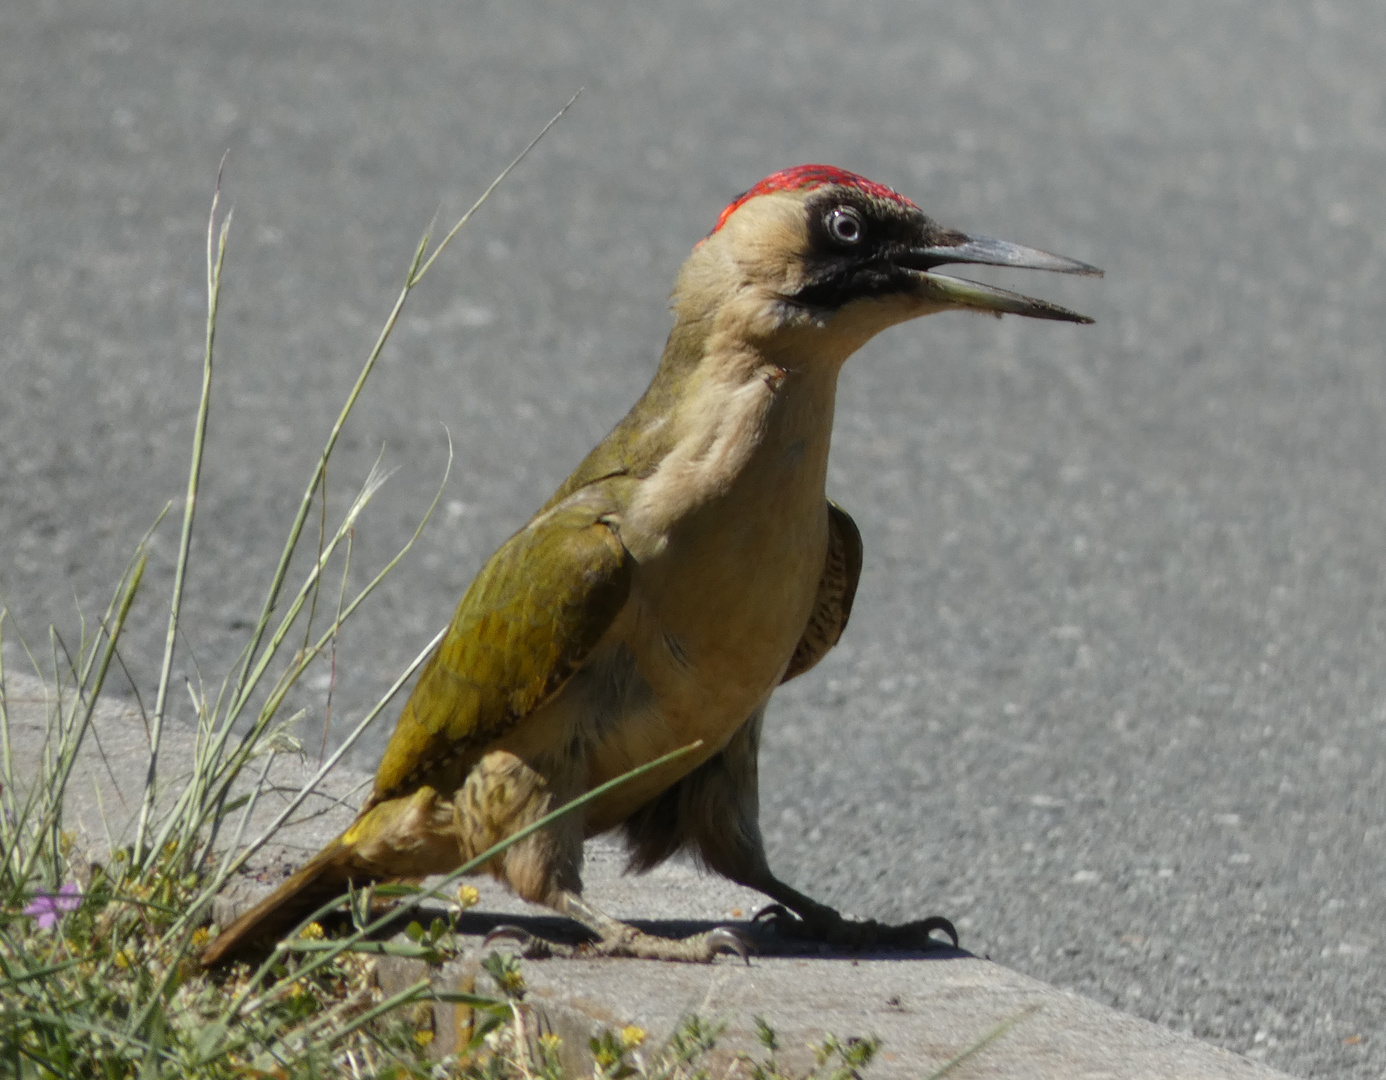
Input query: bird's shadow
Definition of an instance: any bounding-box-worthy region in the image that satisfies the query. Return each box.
[399,905,971,962]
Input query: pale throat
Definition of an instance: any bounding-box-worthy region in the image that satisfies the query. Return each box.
[626,335,841,543]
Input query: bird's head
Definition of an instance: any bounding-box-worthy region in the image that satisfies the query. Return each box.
[673,164,1100,363]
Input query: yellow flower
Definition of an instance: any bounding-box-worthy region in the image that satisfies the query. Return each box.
[539,1033,563,1053]
[414,1029,435,1047]
[298,921,326,940]
[190,927,210,948]
[620,1025,646,1049]
[456,884,480,908]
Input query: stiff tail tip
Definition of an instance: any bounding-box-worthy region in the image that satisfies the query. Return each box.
[200,839,360,968]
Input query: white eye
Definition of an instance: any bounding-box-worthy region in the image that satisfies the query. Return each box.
[826,206,863,245]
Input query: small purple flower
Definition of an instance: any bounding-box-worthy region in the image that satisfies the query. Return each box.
[23,882,81,929]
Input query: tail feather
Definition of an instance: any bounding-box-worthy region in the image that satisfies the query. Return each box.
[200,835,368,967]
[201,788,460,967]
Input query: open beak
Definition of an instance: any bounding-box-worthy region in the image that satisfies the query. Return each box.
[899,233,1103,324]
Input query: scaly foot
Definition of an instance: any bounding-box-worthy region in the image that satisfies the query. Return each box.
[753,902,958,950]
[484,922,752,963]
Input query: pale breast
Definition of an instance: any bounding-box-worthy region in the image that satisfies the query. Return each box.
[578,477,829,827]
[571,348,839,825]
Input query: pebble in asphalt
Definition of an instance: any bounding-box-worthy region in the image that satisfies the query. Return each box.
[2,2,1384,1077]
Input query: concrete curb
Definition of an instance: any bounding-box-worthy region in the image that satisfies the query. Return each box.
[2,671,1295,1078]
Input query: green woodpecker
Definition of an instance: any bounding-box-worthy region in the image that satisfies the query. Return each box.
[202,165,1099,965]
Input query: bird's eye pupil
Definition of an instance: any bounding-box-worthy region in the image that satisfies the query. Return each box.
[827,207,862,244]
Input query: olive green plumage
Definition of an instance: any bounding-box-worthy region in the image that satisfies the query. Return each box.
[202,165,1097,966]
[372,498,633,803]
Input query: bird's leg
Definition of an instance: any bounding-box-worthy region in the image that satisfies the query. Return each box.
[564,891,751,961]
[463,750,748,962]
[747,871,958,951]
[619,711,958,953]
[486,890,750,963]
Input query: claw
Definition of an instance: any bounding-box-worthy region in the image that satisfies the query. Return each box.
[912,914,959,949]
[482,923,531,947]
[866,914,959,950]
[706,926,754,965]
[482,924,554,958]
[752,903,800,929]
[752,901,960,951]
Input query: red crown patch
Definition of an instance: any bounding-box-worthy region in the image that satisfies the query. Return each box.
[710,165,916,234]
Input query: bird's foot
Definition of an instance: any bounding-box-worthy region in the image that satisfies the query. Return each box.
[484,922,752,963]
[753,903,958,951]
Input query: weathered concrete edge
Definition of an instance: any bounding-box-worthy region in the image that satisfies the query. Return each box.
[2,671,1296,1079]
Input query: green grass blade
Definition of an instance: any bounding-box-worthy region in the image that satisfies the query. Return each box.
[222,739,703,1026]
[134,172,231,869]
[923,1005,1040,1080]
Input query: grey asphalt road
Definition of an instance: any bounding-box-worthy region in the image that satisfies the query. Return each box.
[2,2,1383,1076]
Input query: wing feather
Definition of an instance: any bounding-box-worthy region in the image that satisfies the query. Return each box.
[781,501,862,683]
[371,496,632,802]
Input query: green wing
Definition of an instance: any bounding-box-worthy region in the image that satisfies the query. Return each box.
[781,501,863,683]
[372,495,632,802]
